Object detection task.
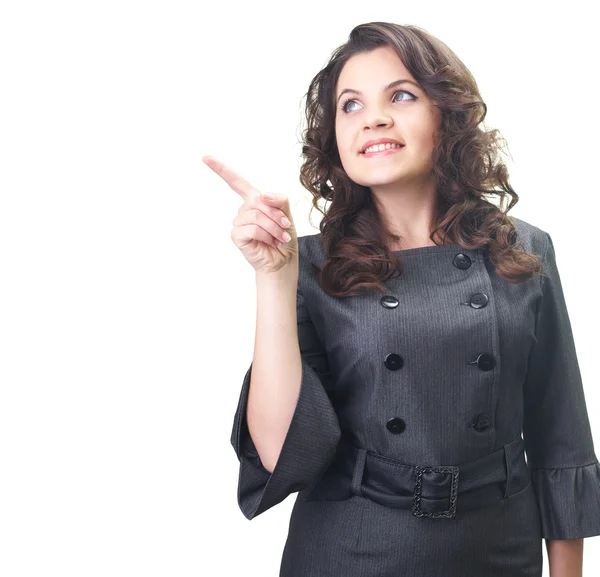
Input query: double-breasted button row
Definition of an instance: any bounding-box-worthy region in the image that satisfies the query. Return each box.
[385,414,493,434]
[385,292,490,309]
[381,252,494,436]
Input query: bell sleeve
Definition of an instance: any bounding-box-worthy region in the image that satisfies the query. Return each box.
[522,231,600,540]
[229,283,342,520]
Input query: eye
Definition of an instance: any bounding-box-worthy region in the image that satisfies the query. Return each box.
[339,89,417,114]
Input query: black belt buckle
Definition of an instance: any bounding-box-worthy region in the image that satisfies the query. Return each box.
[412,465,459,519]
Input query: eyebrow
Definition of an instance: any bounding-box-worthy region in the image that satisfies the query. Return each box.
[336,79,421,104]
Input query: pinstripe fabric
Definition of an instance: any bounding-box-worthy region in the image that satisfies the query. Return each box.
[230,216,600,576]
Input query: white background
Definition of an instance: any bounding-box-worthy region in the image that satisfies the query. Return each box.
[1,1,598,575]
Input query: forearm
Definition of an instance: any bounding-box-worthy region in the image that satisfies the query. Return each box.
[546,538,583,577]
[246,265,301,473]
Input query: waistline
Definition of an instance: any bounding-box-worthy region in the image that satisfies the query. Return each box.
[303,434,530,519]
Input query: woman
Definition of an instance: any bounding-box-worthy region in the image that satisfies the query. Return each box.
[203,21,600,577]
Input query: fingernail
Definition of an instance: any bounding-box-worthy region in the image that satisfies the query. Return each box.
[281,217,291,228]
[262,193,275,200]
[282,232,291,242]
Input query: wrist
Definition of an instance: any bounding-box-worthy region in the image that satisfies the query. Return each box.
[255,263,298,286]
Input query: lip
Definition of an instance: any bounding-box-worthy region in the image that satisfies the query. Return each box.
[361,145,405,158]
[360,138,405,153]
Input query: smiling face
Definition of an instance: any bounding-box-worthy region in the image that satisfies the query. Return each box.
[334,46,441,193]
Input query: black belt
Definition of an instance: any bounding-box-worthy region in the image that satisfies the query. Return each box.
[303,434,530,519]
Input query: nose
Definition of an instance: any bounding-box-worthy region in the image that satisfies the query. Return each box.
[364,113,393,130]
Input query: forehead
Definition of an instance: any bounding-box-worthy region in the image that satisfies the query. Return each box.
[336,46,414,94]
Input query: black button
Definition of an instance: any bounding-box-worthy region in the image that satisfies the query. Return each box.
[384,353,404,370]
[469,293,489,309]
[386,417,406,434]
[471,414,492,432]
[453,253,472,269]
[380,295,399,309]
[469,353,496,371]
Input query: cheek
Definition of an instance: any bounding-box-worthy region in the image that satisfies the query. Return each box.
[408,114,439,149]
[338,149,353,175]
[403,132,436,158]
[336,129,355,161]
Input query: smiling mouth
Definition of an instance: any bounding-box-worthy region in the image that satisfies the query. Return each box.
[361,145,406,157]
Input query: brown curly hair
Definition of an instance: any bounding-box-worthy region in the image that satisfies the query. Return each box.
[298,21,543,297]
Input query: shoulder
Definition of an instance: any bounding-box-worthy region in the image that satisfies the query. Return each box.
[298,232,327,266]
[297,232,327,293]
[298,232,324,255]
[508,215,551,257]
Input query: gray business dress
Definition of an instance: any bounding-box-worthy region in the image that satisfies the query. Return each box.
[230,215,600,577]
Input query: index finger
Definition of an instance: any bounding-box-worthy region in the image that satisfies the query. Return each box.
[202,155,260,200]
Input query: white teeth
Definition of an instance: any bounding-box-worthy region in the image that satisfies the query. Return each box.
[364,143,403,153]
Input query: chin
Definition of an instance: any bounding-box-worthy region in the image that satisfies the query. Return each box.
[355,171,408,187]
